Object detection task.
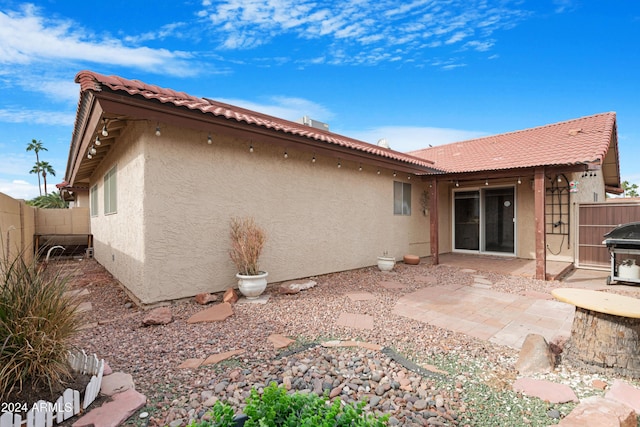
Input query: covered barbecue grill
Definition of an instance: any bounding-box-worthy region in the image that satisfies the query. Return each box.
[603,222,640,285]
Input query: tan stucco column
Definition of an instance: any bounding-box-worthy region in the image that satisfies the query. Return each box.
[534,167,547,280]
[429,177,439,265]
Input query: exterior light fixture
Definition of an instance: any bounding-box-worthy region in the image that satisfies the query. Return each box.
[408,176,411,180]
[455,180,459,187]
[284,151,288,159]
[485,179,489,186]
[249,145,254,153]
[393,171,397,177]
[337,162,341,168]
[89,145,97,155]
[558,176,562,182]
[207,133,212,144]
[101,119,109,137]
[87,153,93,159]
[377,170,381,175]
[359,165,363,171]
[155,123,161,137]
[95,135,101,146]
[312,156,316,163]
[517,177,522,184]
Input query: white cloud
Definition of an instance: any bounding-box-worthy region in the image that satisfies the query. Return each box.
[0,5,198,77]
[0,108,75,126]
[342,126,486,153]
[199,0,530,65]
[215,95,333,122]
[0,179,40,200]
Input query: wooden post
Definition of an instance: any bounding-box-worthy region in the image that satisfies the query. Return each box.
[534,168,546,280]
[429,178,439,265]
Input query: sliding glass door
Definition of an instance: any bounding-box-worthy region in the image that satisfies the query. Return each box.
[454,187,515,255]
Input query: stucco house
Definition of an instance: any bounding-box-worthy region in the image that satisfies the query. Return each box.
[61,70,621,304]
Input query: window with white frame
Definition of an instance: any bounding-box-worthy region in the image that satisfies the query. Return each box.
[393,181,411,215]
[103,166,117,214]
[90,184,98,216]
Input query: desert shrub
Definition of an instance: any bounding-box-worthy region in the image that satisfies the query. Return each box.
[0,253,81,400]
[191,382,389,427]
[228,217,266,276]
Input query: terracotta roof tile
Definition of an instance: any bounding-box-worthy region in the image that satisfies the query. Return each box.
[74,70,437,171]
[409,112,616,173]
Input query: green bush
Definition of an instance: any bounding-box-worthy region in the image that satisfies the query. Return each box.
[191,383,389,427]
[0,254,81,400]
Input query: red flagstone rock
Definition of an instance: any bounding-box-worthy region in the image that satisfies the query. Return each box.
[72,388,146,427]
[267,334,295,349]
[195,292,219,305]
[421,364,449,375]
[102,361,112,376]
[336,312,374,330]
[592,379,608,390]
[550,396,636,427]
[187,302,234,323]
[346,292,376,301]
[178,358,205,369]
[513,377,578,404]
[605,379,640,413]
[202,349,245,366]
[515,334,556,374]
[223,288,239,304]
[100,372,134,396]
[142,306,172,326]
[379,281,406,289]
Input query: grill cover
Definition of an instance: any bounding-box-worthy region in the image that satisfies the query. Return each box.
[603,222,640,246]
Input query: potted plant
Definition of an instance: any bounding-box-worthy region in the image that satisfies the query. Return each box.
[377,251,395,272]
[229,217,268,299]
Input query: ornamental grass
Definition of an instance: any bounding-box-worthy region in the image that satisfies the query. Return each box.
[0,252,81,401]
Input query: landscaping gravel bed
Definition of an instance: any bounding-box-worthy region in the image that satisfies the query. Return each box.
[62,259,630,426]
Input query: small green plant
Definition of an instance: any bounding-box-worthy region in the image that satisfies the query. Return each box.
[0,252,81,401]
[192,383,389,427]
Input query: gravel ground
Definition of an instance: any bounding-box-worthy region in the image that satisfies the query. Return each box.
[59,259,637,427]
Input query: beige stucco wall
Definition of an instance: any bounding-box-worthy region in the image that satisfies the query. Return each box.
[87,121,431,303]
[127,124,431,303]
[0,192,35,263]
[35,208,90,235]
[89,123,146,298]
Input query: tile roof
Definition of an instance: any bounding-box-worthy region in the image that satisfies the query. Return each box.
[75,70,437,171]
[409,112,616,173]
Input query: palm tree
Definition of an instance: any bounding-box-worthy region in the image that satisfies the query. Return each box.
[26,139,48,196]
[37,161,56,195]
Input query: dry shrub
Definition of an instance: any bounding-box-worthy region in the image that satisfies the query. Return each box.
[0,254,81,401]
[229,217,266,276]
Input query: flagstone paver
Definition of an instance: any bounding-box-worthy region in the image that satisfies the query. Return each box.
[178,358,205,369]
[267,334,295,349]
[187,302,234,323]
[394,284,574,349]
[346,291,376,301]
[379,280,406,289]
[336,312,374,330]
[72,388,146,427]
[202,349,245,366]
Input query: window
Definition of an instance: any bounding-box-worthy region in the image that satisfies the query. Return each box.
[104,166,117,214]
[90,185,98,216]
[393,181,411,215]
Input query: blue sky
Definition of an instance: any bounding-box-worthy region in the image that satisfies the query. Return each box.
[1,0,639,199]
